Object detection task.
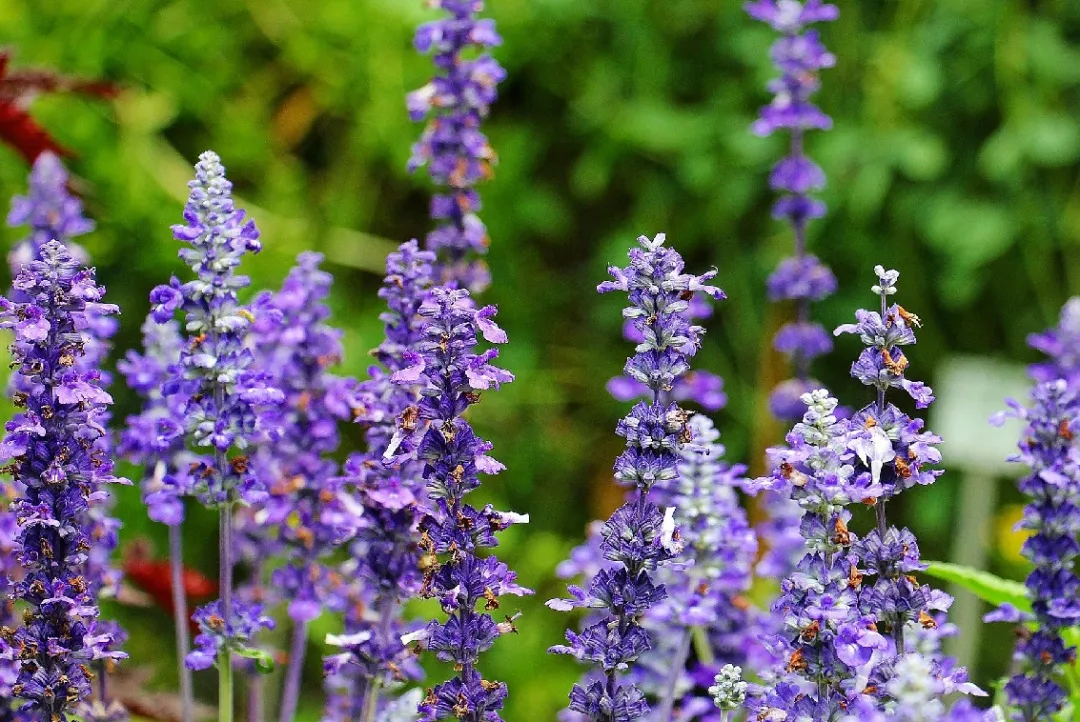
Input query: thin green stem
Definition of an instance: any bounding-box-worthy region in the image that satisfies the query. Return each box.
[219,647,234,722]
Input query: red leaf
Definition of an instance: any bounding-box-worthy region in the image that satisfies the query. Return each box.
[0,100,69,163]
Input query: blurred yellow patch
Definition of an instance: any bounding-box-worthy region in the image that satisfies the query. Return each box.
[996,503,1031,565]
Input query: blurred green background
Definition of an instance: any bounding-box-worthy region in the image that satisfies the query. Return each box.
[1,0,1079,718]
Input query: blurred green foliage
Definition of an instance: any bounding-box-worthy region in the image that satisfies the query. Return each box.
[0,0,1079,718]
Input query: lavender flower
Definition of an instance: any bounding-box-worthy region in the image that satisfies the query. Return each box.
[240,252,361,722]
[634,414,759,720]
[389,285,527,722]
[750,267,980,718]
[119,317,194,527]
[6,151,91,273]
[6,150,127,720]
[323,241,434,722]
[186,600,275,672]
[0,241,127,720]
[149,151,282,718]
[549,233,724,721]
[748,390,888,718]
[989,380,1080,721]
[1028,297,1080,392]
[746,0,839,419]
[408,0,506,291]
[833,269,944,655]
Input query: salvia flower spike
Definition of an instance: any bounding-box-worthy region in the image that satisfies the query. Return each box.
[323,241,434,721]
[148,150,282,721]
[0,240,128,720]
[390,285,528,722]
[242,252,361,722]
[989,380,1080,720]
[548,233,724,721]
[746,0,839,419]
[408,0,506,292]
[6,151,92,273]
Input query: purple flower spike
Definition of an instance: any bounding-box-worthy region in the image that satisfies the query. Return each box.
[6,151,92,273]
[0,241,128,720]
[748,1,839,421]
[151,150,283,509]
[749,267,981,718]
[374,285,527,722]
[243,252,360,621]
[324,241,436,721]
[990,379,1080,721]
[550,234,722,722]
[409,0,506,291]
[152,151,283,693]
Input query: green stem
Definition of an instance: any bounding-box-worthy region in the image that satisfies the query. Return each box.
[691,626,715,666]
[219,650,234,722]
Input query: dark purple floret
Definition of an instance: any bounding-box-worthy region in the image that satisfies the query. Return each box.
[408,0,505,291]
[0,241,127,721]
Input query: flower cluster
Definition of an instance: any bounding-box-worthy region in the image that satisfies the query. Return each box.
[5,151,91,273]
[835,268,948,654]
[148,151,282,683]
[185,600,274,671]
[323,241,434,721]
[549,233,724,721]
[149,150,281,509]
[631,414,758,719]
[749,390,888,718]
[244,252,359,624]
[408,0,506,291]
[119,317,193,526]
[0,241,126,720]
[388,286,527,721]
[746,0,839,420]
[989,380,1080,720]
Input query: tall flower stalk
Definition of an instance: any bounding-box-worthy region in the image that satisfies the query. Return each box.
[987,298,1080,720]
[990,380,1080,719]
[746,0,839,419]
[323,241,434,721]
[7,149,126,722]
[549,233,724,721]
[0,241,127,721]
[148,151,282,722]
[835,267,937,656]
[240,252,360,722]
[749,266,981,719]
[408,0,505,291]
[390,285,527,721]
[746,2,841,625]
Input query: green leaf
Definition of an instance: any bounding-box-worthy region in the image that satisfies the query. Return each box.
[923,561,1032,613]
[235,646,276,674]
